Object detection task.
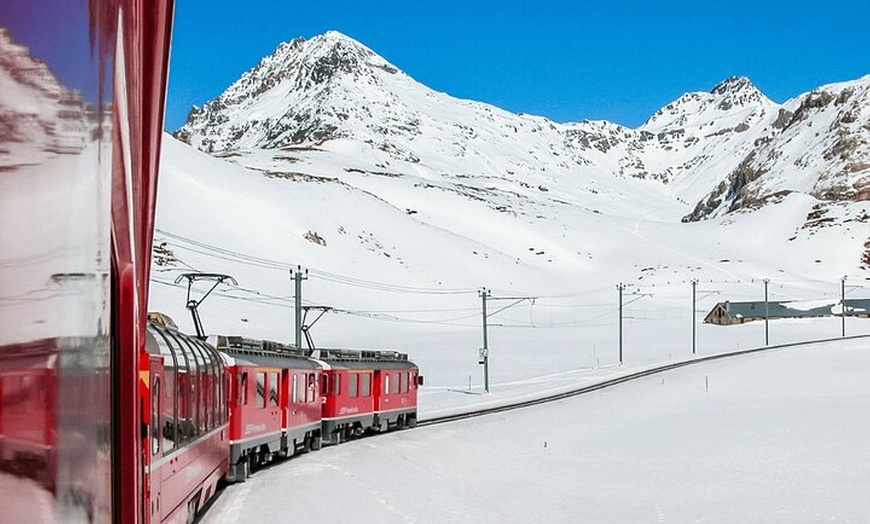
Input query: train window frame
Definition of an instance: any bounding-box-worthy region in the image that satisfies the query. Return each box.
[238,372,248,406]
[173,333,200,439]
[150,326,185,449]
[321,373,328,397]
[151,376,161,456]
[307,373,316,403]
[401,372,408,393]
[256,372,266,409]
[349,373,359,398]
[361,372,371,397]
[292,373,298,404]
[297,372,306,404]
[384,374,390,397]
[268,372,279,407]
[332,373,341,396]
[391,372,400,394]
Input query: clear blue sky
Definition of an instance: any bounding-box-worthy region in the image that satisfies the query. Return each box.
[164,1,867,130]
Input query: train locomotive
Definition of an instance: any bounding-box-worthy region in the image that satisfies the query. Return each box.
[143,314,422,522]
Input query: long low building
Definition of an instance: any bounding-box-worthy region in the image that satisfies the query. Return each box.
[704,299,870,325]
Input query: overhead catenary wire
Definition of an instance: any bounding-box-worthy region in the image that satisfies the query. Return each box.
[152,228,866,334]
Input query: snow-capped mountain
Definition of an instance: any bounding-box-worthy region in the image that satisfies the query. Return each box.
[174,31,868,232]
[0,27,94,168]
[684,77,870,221]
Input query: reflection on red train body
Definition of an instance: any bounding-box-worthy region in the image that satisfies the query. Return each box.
[0,0,173,522]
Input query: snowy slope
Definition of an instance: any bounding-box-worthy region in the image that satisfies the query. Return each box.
[201,339,870,524]
[155,31,870,388]
[154,30,870,524]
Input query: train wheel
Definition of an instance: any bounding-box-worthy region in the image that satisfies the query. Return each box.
[311,434,322,450]
[186,498,199,524]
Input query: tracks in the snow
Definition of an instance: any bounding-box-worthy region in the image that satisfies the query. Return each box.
[417,334,870,428]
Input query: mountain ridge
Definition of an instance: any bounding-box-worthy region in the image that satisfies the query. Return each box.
[173,31,869,229]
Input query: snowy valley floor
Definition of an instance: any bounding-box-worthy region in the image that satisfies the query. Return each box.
[201,338,870,524]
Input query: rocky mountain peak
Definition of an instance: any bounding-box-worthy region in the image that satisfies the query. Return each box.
[641,76,772,133]
[711,76,755,96]
[174,30,409,151]
[710,75,766,110]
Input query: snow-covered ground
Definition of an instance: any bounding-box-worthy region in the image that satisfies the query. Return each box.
[202,338,870,524]
[150,38,870,522]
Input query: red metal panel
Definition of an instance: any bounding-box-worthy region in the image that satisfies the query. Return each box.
[153,428,228,522]
[111,2,174,522]
[286,369,322,432]
[322,370,375,421]
[228,365,283,444]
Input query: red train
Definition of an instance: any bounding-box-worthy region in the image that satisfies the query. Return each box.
[0,1,423,522]
[140,315,421,522]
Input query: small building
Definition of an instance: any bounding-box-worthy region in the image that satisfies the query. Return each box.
[705,300,835,325]
[843,298,870,318]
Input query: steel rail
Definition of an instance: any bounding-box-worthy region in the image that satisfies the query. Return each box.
[417,334,870,427]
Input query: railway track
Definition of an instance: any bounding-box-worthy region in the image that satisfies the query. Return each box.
[417,334,870,427]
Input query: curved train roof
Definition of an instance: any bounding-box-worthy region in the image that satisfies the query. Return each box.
[313,348,419,371]
[209,334,320,370]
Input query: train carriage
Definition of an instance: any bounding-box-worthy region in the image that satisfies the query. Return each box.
[317,349,421,445]
[145,320,229,523]
[211,336,323,482]
[372,354,422,431]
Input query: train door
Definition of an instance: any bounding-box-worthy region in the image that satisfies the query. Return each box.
[281,369,290,430]
[149,359,164,522]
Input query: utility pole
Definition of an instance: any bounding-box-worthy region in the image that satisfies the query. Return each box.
[290,265,308,349]
[477,288,534,394]
[617,283,625,365]
[691,279,698,355]
[479,287,491,393]
[763,278,770,346]
[841,275,847,337]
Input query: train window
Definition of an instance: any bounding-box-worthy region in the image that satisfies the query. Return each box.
[292,374,298,404]
[256,373,266,408]
[391,372,400,394]
[152,376,161,456]
[361,373,371,397]
[297,373,306,404]
[307,374,316,403]
[401,372,408,393]
[384,374,390,396]
[269,372,279,407]
[349,373,359,398]
[238,372,248,405]
[332,373,341,396]
[151,327,182,448]
[321,374,328,396]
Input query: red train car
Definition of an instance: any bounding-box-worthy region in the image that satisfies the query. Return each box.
[145,319,229,523]
[317,349,421,445]
[372,353,423,431]
[0,340,57,489]
[212,336,323,482]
